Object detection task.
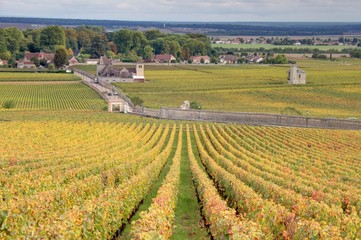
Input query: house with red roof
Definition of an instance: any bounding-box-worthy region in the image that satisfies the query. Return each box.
[24,52,55,64]
[154,54,176,64]
[69,56,79,66]
[0,59,8,66]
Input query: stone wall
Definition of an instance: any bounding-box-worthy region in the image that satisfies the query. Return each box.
[133,107,361,130]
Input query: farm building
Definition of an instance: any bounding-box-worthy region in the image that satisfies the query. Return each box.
[85,59,100,65]
[69,56,79,66]
[190,56,210,64]
[16,60,36,69]
[24,52,54,64]
[288,64,306,84]
[96,56,145,83]
[245,55,264,63]
[153,54,176,64]
[219,55,238,64]
[0,59,8,66]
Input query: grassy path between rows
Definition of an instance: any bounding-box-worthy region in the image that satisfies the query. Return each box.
[172,130,209,239]
[119,129,177,239]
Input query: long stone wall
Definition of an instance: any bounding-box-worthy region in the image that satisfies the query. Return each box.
[133,107,361,130]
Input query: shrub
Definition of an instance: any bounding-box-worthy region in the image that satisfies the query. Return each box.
[190,101,202,110]
[2,100,16,109]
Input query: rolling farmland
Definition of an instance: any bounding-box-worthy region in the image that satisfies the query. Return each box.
[97,59,361,118]
[0,119,360,239]
[0,58,360,239]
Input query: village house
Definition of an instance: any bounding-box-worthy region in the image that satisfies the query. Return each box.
[214,40,224,44]
[24,52,54,64]
[288,64,306,84]
[96,56,145,83]
[245,55,264,63]
[69,56,79,66]
[85,58,100,65]
[154,54,176,64]
[190,56,210,64]
[17,60,36,69]
[0,59,8,66]
[219,55,238,64]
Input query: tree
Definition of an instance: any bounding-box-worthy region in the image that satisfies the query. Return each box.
[113,29,134,54]
[27,42,41,53]
[132,31,147,55]
[143,45,154,60]
[30,57,40,67]
[350,49,361,58]
[0,51,11,60]
[104,50,115,59]
[107,42,118,54]
[40,26,66,50]
[77,30,91,50]
[0,29,7,53]
[54,47,68,68]
[150,38,169,54]
[168,40,181,58]
[4,28,26,53]
[144,29,163,40]
[48,64,55,70]
[113,30,147,56]
[67,48,74,57]
[89,35,107,58]
[273,54,288,64]
[64,28,78,50]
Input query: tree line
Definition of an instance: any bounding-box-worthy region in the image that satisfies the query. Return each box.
[0,26,212,65]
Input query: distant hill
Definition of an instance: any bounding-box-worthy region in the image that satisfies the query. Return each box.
[1,17,361,36]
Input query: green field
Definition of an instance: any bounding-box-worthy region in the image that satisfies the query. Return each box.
[83,59,359,119]
[0,72,80,81]
[212,43,358,51]
[0,82,105,110]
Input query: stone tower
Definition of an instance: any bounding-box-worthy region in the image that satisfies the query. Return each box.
[288,64,306,84]
[136,60,144,77]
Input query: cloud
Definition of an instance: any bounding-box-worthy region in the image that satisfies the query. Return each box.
[0,0,360,22]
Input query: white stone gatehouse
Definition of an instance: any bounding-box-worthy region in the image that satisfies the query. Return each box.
[108,100,128,113]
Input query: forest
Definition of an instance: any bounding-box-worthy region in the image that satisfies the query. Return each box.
[0,25,212,65]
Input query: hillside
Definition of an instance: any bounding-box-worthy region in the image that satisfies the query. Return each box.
[76,59,361,119]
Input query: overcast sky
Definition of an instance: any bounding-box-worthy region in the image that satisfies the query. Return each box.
[0,0,360,22]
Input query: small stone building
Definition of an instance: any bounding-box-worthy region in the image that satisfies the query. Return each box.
[288,64,306,84]
[96,56,145,83]
[180,100,190,110]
